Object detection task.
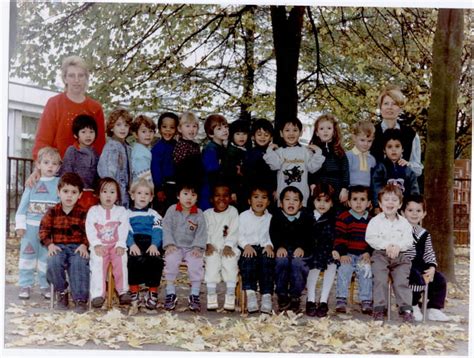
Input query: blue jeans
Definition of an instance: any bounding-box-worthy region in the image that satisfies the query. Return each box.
[336,253,372,302]
[275,250,309,298]
[47,243,90,301]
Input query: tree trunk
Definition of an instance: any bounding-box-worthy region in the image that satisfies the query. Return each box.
[271,5,305,135]
[423,9,464,281]
[239,6,256,122]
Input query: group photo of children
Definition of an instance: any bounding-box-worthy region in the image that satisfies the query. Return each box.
[12,55,453,326]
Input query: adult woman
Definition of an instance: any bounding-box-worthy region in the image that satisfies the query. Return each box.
[370,85,423,176]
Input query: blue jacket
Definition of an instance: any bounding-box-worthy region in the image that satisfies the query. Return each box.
[151,139,176,190]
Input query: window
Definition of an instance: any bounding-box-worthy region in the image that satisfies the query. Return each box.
[21,115,38,158]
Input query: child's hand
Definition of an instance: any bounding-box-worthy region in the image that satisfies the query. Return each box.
[48,243,62,256]
[332,250,340,260]
[397,158,409,167]
[94,245,105,257]
[231,193,238,203]
[339,188,349,203]
[276,247,287,258]
[146,244,160,256]
[242,245,257,258]
[340,255,351,264]
[156,191,166,202]
[263,245,274,258]
[25,168,41,188]
[205,244,216,256]
[361,252,371,263]
[307,144,319,152]
[386,244,400,259]
[374,208,381,215]
[165,245,177,256]
[191,247,203,258]
[75,244,89,259]
[423,267,435,283]
[129,244,141,256]
[269,143,278,151]
[115,246,126,256]
[16,229,26,238]
[293,247,304,258]
[222,246,235,258]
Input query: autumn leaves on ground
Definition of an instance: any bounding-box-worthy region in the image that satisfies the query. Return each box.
[4,238,470,354]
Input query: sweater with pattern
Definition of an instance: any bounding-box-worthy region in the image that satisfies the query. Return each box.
[334,209,372,256]
[127,207,163,248]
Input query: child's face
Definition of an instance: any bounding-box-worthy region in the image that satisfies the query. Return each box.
[233,131,248,147]
[281,191,303,216]
[248,189,270,216]
[58,184,82,212]
[378,192,402,217]
[160,117,177,141]
[280,123,301,146]
[384,139,403,162]
[253,128,272,147]
[100,182,119,209]
[212,124,229,143]
[179,121,199,140]
[403,201,426,226]
[348,192,370,216]
[131,185,153,210]
[112,117,130,140]
[353,133,374,153]
[37,154,60,178]
[135,124,155,147]
[313,195,332,215]
[380,95,402,121]
[316,120,334,143]
[211,186,231,213]
[177,188,198,210]
[76,127,96,148]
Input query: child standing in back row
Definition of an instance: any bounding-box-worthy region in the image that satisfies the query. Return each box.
[346,121,376,188]
[130,115,156,184]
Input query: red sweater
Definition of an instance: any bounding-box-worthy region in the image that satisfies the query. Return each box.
[32,92,106,159]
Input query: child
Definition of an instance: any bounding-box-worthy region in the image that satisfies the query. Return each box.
[204,183,240,311]
[309,114,349,208]
[15,147,61,299]
[270,186,313,313]
[264,118,325,206]
[332,185,373,315]
[199,114,229,210]
[306,183,338,317]
[346,121,376,188]
[365,183,414,322]
[39,173,89,313]
[130,114,156,183]
[127,178,164,310]
[238,185,274,314]
[86,177,132,307]
[402,195,450,322]
[222,119,251,212]
[162,183,207,312]
[172,112,204,190]
[59,114,100,210]
[98,108,133,208]
[371,128,420,210]
[150,112,179,216]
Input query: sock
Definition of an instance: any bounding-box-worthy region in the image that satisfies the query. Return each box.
[191,282,200,296]
[320,264,337,303]
[306,269,320,302]
[166,283,176,295]
[149,287,158,293]
[226,282,236,295]
[207,283,217,295]
[129,285,139,293]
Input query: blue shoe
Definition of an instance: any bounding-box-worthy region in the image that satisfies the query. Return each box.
[164,294,177,310]
[188,294,201,312]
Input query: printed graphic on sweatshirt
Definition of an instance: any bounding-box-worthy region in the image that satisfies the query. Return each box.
[27,202,56,216]
[94,221,122,244]
[283,165,304,185]
[35,182,50,194]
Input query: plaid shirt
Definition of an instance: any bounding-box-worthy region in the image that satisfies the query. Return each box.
[39,203,89,247]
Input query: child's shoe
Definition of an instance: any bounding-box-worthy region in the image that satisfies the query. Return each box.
[223,294,235,311]
[130,291,140,305]
[18,287,30,300]
[188,294,201,312]
[246,290,259,313]
[400,309,414,323]
[74,300,88,314]
[306,300,317,317]
[361,300,373,315]
[91,296,105,308]
[277,295,290,311]
[207,294,218,310]
[57,291,69,310]
[335,298,347,313]
[164,294,177,310]
[119,292,132,305]
[427,308,450,321]
[315,302,329,317]
[40,287,51,300]
[260,294,273,314]
[145,291,159,310]
[412,305,423,321]
[373,310,384,321]
[289,297,301,313]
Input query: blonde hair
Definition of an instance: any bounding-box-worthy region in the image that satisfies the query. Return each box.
[351,120,375,138]
[377,85,407,109]
[179,112,199,127]
[106,108,133,137]
[61,56,90,84]
[37,147,61,165]
[129,178,154,196]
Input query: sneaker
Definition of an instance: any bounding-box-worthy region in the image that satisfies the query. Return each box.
[74,300,88,314]
[145,291,159,310]
[207,294,218,311]
[315,302,329,317]
[400,310,414,323]
[427,308,450,321]
[40,287,51,300]
[91,296,105,308]
[130,291,140,304]
[119,292,132,305]
[277,295,290,311]
[306,300,317,317]
[57,291,69,310]
[188,294,201,312]
[164,294,178,310]
[260,294,273,314]
[223,294,235,311]
[18,287,30,300]
[412,305,423,322]
[289,297,301,313]
[373,310,384,321]
[246,290,259,313]
[361,300,373,315]
[335,298,347,313]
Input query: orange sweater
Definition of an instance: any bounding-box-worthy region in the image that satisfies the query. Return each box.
[32,92,106,159]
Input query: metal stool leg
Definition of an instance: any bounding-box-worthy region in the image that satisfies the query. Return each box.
[422,284,429,323]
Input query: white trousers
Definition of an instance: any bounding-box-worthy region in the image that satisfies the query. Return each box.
[204,249,240,284]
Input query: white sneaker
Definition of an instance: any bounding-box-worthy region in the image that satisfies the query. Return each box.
[40,287,51,300]
[223,294,235,311]
[18,287,30,299]
[427,308,450,321]
[412,305,423,321]
[260,293,273,314]
[246,290,258,313]
[207,293,218,310]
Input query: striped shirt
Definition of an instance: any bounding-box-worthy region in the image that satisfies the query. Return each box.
[334,210,372,256]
